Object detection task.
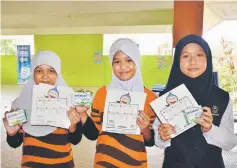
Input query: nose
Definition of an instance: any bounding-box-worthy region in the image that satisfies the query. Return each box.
[120,62,127,70]
[189,55,197,65]
[41,71,50,81]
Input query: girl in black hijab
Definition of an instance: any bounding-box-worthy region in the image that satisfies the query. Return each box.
[153,34,237,168]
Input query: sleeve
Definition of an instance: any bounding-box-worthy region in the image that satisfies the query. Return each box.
[143,90,157,146]
[68,122,83,145]
[83,87,104,140]
[82,116,99,140]
[203,99,237,151]
[153,117,171,149]
[6,129,24,148]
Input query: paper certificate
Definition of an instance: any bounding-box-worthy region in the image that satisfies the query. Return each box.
[102,90,147,134]
[106,103,139,133]
[150,84,203,138]
[31,84,74,129]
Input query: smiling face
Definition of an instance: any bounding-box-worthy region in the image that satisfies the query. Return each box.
[180,43,207,78]
[34,64,57,85]
[48,89,58,98]
[166,94,178,105]
[112,51,136,81]
[120,95,131,104]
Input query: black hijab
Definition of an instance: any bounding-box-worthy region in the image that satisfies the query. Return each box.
[162,34,230,168]
[163,34,229,108]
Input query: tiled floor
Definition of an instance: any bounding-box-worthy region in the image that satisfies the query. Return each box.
[1,85,237,168]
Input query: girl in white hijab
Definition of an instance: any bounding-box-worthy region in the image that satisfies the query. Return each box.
[3,50,84,168]
[76,38,157,168]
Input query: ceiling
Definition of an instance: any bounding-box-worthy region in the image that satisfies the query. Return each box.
[1,0,237,35]
[206,0,237,20]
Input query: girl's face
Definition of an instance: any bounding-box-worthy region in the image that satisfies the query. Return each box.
[112,51,136,81]
[34,64,57,85]
[180,43,207,78]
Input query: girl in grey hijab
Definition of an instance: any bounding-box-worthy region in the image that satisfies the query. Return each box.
[3,50,85,168]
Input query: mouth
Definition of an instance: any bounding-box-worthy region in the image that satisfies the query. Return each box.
[169,101,176,104]
[120,72,129,75]
[40,81,51,84]
[122,101,127,104]
[188,68,199,72]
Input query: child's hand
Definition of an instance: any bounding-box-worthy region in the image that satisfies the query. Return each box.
[74,89,92,125]
[196,106,213,132]
[75,105,90,125]
[67,107,81,133]
[137,111,151,139]
[3,110,22,136]
[158,124,175,141]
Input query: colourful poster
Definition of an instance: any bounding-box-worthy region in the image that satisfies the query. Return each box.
[94,51,102,64]
[17,45,31,84]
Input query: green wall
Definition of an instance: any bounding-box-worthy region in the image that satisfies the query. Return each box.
[34,34,104,87]
[1,34,172,88]
[1,55,17,84]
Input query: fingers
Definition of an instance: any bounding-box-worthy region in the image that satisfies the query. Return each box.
[75,105,89,113]
[202,106,211,113]
[67,108,81,124]
[196,119,209,128]
[137,111,150,129]
[85,105,90,110]
[201,114,212,124]
[2,117,8,126]
[196,107,213,132]
[138,111,150,121]
[158,124,175,141]
[4,111,10,118]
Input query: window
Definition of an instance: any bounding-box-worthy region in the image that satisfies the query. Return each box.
[0,35,34,56]
[203,20,237,112]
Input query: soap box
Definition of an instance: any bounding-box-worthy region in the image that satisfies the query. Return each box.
[73,92,93,106]
[6,109,27,126]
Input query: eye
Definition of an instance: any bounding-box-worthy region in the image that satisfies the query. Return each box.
[49,69,56,73]
[126,59,133,63]
[35,69,41,73]
[113,60,120,64]
[181,54,189,59]
[197,53,204,57]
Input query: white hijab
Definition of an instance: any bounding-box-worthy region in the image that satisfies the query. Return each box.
[12,50,67,137]
[107,38,144,92]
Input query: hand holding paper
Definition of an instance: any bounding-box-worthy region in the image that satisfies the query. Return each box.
[137,111,153,141]
[137,111,150,133]
[75,105,90,125]
[67,107,81,133]
[3,109,23,136]
[150,84,203,138]
[158,124,176,141]
[196,106,213,132]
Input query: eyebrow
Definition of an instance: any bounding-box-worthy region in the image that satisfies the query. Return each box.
[112,58,119,61]
[34,67,55,70]
[181,50,205,54]
[181,51,188,54]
